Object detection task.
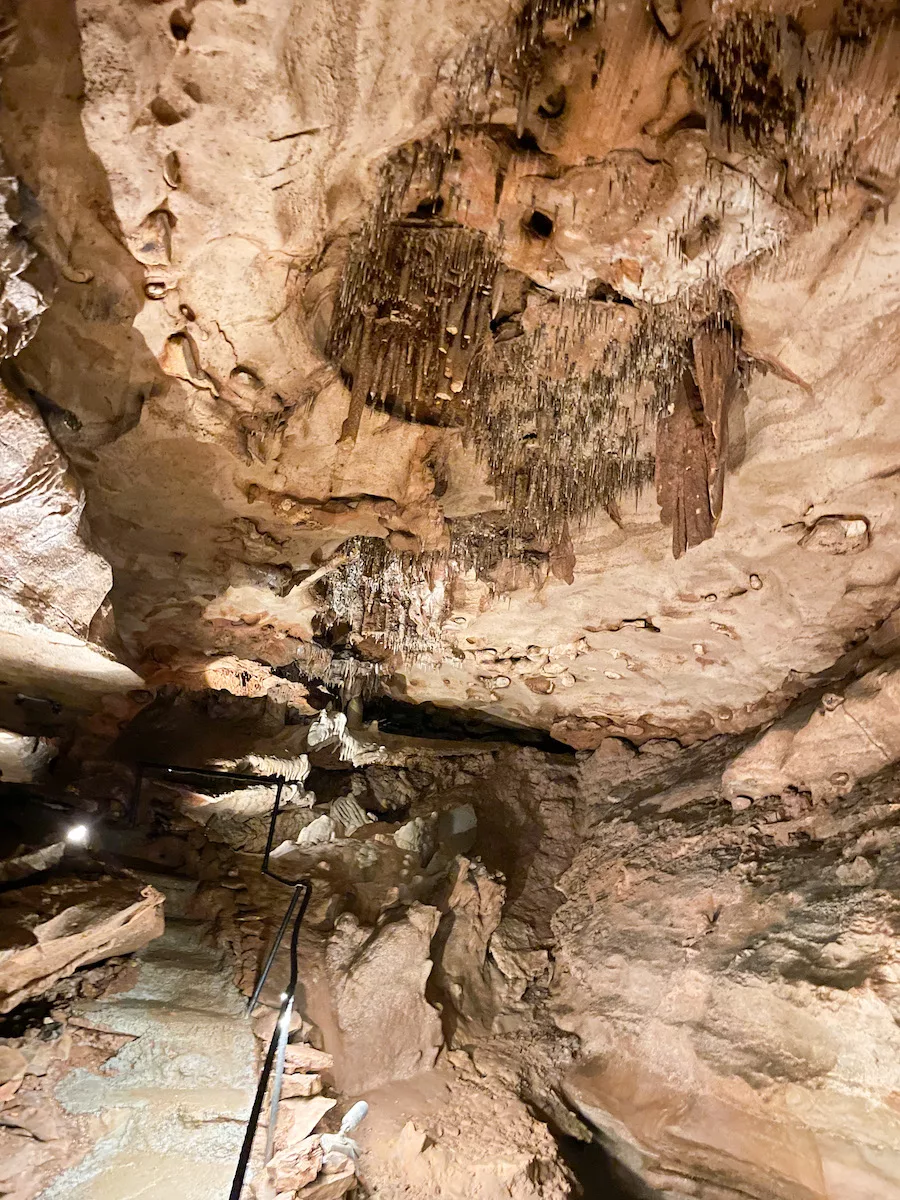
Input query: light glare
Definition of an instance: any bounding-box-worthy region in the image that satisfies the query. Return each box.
[67,824,89,845]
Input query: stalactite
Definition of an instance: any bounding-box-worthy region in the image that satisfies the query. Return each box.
[462,290,734,540]
[327,223,499,425]
[317,521,551,663]
[691,8,900,204]
[314,0,900,669]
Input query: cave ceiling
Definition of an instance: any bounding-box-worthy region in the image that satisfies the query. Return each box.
[1,0,900,746]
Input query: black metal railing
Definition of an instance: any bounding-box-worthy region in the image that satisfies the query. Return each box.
[129,763,312,1198]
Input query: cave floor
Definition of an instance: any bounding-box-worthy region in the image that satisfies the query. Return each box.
[38,876,258,1200]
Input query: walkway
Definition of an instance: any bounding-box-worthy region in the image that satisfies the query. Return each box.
[40,875,258,1200]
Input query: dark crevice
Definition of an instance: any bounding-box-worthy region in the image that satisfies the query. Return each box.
[662,111,708,138]
[587,280,635,306]
[169,8,192,40]
[407,196,444,219]
[557,1134,663,1198]
[362,695,575,751]
[537,87,567,120]
[515,129,542,152]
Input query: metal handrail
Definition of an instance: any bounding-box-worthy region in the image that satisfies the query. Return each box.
[129,762,287,825]
[128,761,312,1198]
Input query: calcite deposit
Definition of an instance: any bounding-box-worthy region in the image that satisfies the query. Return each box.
[2,0,900,1197]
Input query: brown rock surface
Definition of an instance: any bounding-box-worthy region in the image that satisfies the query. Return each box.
[552,741,900,1198]
[2,2,900,1197]
[263,1137,324,1194]
[0,382,142,714]
[295,1162,357,1200]
[724,662,900,802]
[274,1096,336,1154]
[0,876,164,1011]
[0,0,896,749]
[355,1066,572,1200]
[324,905,443,1094]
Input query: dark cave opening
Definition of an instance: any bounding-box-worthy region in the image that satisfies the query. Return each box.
[557,1135,664,1200]
[362,694,575,750]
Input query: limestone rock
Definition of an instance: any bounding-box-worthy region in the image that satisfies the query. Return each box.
[0,1045,26,1104]
[554,749,900,1200]
[250,1005,305,1045]
[325,906,443,1093]
[431,857,506,1037]
[274,1096,336,1153]
[0,876,164,1012]
[356,1068,571,1200]
[0,173,47,357]
[330,794,375,837]
[0,731,56,783]
[0,839,64,882]
[281,1074,323,1099]
[0,0,899,750]
[724,664,900,802]
[268,1138,324,1194]
[284,1044,334,1074]
[799,515,870,555]
[295,1163,356,1200]
[394,1120,428,1166]
[298,815,336,848]
[253,1138,323,1198]
[392,817,434,863]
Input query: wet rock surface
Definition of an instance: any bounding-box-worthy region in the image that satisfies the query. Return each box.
[31,876,259,1200]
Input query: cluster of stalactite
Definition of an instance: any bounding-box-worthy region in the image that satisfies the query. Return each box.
[692,8,900,200]
[317,535,453,660]
[326,220,498,427]
[330,202,742,540]
[278,643,384,702]
[316,521,547,661]
[464,295,712,539]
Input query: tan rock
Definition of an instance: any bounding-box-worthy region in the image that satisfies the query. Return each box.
[324,905,443,1093]
[0,1127,55,1191]
[283,1044,334,1074]
[0,877,164,1012]
[0,1102,62,1142]
[395,1120,428,1164]
[265,1137,323,1194]
[0,1045,26,1084]
[295,1162,356,1200]
[724,664,900,803]
[431,858,505,1037]
[251,1005,305,1044]
[281,1074,322,1099]
[273,1096,336,1152]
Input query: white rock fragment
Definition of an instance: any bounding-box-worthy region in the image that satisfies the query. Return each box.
[393,817,434,863]
[436,804,477,853]
[330,795,376,836]
[236,752,310,782]
[0,731,57,783]
[297,815,336,847]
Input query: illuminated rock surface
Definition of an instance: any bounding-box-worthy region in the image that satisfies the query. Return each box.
[1,0,899,1197]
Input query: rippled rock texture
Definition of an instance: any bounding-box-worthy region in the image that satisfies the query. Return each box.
[555,738,900,1199]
